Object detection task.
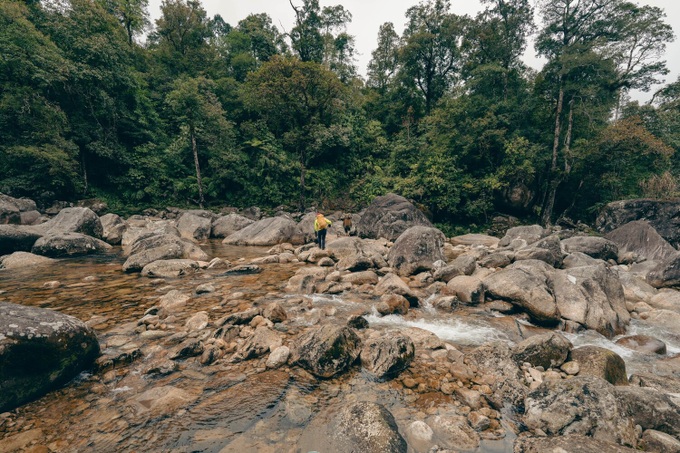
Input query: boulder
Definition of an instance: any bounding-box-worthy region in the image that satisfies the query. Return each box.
[211,213,254,238]
[0,195,21,224]
[222,216,304,246]
[374,273,420,306]
[0,252,56,269]
[562,251,605,269]
[35,207,103,239]
[356,193,432,241]
[0,226,43,255]
[0,302,100,412]
[615,335,667,355]
[597,199,680,248]
[629,373,680,394]
[553,264,630,337]
[140,259,199,278]
[647,254,680,288]
[605,220,679,263]
[289,325,361,378]
[511,332,573,370]
[175,212,211,242]
[387,226,446,276]
[649,290,680,312]
[561,236,619,261]
[482,262,559,324]
[514,234,564,267]
[427,413,480,451]
[31,233,112,257]
[433,255,476,282]
[376,294,410,315]
[234,326,282,361]
[514,435,639,453]
[360,332,415,379]
[123,233,209,273]
[569,346,628,385]
[99,213,127,245]
[447,275,484,304]
[641,430,680,453]
[466,341,526,410]
[450,234,500,248]
[614,385,680,438]
[498,225,548,247]
[523,376,637,447]
[641,309,680,332]
[298,401,407,453]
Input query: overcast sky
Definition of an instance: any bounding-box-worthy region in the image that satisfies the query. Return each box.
[148,0,680,102]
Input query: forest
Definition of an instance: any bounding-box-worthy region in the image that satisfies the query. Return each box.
[1,0,679,232]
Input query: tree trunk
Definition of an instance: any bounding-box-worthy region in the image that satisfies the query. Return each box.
[81,153,88,195]
[190,125,204,208]
[540,81,565,227]
[299,148,306,212]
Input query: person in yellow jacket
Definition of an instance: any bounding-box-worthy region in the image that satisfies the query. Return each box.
[314,212,332,250]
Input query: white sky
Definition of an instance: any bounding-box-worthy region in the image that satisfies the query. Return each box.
[148,0,680,102]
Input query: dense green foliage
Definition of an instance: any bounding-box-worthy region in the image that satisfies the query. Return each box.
[1,0,677,228]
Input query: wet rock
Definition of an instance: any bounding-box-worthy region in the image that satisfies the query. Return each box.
[615,335,666,355]
[569,346,628,385]
[467,341,525,410]
[35,207,103,238]
[298,400,407,453]
[289,325,361,378]
[482,262,559,324]
[377,294,410,316]
[356,193,432,241]
[0,225,43,255]
[514,434,639,453]
[514,234,564,267]
[0,252,56,269]
[499,225,548,247]
[200,345,224,365]
[218,264,262,275]
[123,233,208,272]
[31,233,112,257]
[340,270,379,285]
[641,429,680,453]
[131,386,200,419]
[387,226,446,277]
[374,273,420,306]
[447,275,484,304]
[0,302,100,412]
[360,332,415,379]
[511,332,573,370]
[614,385,680,438]
[211,213,255,238]
[141,259,198,278]
[185,311,209,331]
[175,212,211,243]
[233,326,282,361]
[195,283,215,294]
[405,420,434,452]
[468,411,491,431]
[401,327,445,350]
[262,302,287,323]
[170,338,204,360]
[158,290,191,318]
[219,308,261,326]
[561,236,619,261]
[553,264,630,337]
[266,345,290,369]
[0,428,44,453]
[222,216,304,246]
[433,255,477,282]
[524,376,637,447]
[347,314,369,330]
[427,413,480,451]
[99,213,127,245]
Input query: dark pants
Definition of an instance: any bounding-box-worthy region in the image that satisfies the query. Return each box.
[317,229,327,249]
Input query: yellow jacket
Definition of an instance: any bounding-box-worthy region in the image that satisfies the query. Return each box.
[314,214,332,232]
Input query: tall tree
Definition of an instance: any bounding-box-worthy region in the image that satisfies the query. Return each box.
[367,22,401,92]
[242,56,346,209]
[400,0,466,113]
[98,0,150,45]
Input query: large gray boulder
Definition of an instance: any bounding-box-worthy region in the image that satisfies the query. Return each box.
[647,254,680,288]
[569,346,628,386]
[482,261,559,324]
[387,226,446,276]
[0,302,100,412]
[298,401,407,453]
[498,225,548,248]
[356,193,432,241]
[360,332,415,380]
[31,233,112,257]
[289,325,362,378]
[597,199,680,248]
[511,332,573,370]
[0,195,21,224]
[222,216,304,246]
[561,236,619,261]
[523,377,638,447]
[99,213,127,245]
[140,259,199,278]
[123,233,208,273]
[0,225,43,255]
[514,234,564,268]
[553,264,629,337]
[327,236,388,270]
[211,213,254,238]
[614,385,680,439]
[35,207,103,239]
[0,252,57,270]
[175,212,211,242]
[605,220,679,262]
[466,341,526,411]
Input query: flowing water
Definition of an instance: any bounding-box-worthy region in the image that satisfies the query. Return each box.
[0,241,677,452]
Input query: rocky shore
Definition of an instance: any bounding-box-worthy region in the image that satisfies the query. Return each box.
[1,192,680,452]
